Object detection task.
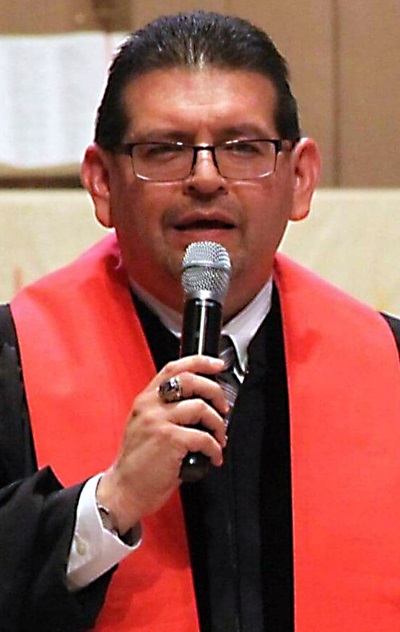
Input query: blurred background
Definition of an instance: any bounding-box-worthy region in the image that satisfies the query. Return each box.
[0,0,399,311]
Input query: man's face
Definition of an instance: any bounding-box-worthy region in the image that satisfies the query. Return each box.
[84,67,319,318]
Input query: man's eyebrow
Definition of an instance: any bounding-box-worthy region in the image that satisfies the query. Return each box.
[127,124,276,144]
[217,124,275,139]
[126,130,191,143]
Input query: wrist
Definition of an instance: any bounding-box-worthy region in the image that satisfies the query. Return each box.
[96,500,120,537]
[96,469,141,536]
[96,498,138,545]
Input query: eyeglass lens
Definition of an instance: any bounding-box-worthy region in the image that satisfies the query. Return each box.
[131,141,278,181]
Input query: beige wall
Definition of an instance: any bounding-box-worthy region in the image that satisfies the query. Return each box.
[0,0,399,187]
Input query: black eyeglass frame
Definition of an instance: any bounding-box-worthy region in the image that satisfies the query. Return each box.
[116,138,298,182]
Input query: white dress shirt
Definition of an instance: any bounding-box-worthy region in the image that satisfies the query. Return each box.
[66,278,273,591]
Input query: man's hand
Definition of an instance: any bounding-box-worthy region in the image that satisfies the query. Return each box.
[96,355,228,535]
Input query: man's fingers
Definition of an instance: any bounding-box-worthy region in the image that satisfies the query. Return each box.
[169,398,227,447]
[175,424,224,467]
[157,355,225,383]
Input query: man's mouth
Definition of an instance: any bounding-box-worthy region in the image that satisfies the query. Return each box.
[175,219,235,231]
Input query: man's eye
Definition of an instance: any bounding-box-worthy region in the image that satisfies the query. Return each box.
[145,144,184,158]
[225,142,259,155]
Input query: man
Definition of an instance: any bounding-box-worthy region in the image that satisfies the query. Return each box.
[0,10,399,632]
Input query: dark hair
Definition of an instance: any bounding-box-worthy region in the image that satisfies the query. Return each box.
[94,11,301,150]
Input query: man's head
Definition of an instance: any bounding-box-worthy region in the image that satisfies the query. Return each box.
[82,11,320,319]
[95,11,301,152]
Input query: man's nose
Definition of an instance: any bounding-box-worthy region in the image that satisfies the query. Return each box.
[184,148,227,195]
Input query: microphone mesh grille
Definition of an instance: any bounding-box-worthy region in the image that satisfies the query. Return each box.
[181,241,231,303]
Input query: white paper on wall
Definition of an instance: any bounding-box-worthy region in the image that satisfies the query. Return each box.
[0,32,126,171]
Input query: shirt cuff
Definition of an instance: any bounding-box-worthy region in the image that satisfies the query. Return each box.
[67,473,142,592]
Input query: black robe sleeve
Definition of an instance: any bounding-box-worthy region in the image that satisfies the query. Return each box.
[382,312,400,355]
[0,307,112,632]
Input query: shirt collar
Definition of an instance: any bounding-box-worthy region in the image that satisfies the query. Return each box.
[130,278,273,373]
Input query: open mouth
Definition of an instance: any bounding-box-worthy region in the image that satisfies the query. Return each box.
[175,219,235,231]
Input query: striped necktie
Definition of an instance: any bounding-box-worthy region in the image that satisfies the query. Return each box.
[217,334,245,423]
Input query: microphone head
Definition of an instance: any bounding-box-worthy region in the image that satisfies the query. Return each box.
[181,241,232,304]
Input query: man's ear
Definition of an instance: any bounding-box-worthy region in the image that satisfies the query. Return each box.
[81,143,114,228]
[289,137,321,222]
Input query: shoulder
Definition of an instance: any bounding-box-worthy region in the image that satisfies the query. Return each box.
[275,255,400,361]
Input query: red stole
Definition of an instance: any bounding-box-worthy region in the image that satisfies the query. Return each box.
[11,235,199,631]
[274,255,400,630]
[11,234,400,631]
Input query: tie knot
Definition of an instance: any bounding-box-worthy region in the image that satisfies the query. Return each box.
[219,335,246,382]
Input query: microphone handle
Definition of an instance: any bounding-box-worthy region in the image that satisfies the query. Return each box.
[179,297,222,482]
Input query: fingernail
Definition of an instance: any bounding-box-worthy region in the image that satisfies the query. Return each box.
[212,357,224,365]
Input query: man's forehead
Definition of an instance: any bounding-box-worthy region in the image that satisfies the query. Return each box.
[122,65,277,97]
[121,66,278,136]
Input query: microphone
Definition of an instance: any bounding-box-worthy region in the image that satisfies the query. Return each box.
[179,241,232,483]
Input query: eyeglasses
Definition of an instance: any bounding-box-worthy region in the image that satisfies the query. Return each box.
[116,139,297,182]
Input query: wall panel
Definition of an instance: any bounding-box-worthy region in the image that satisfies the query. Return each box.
[338,0,400,186]
[0,1,134,33]
[131,0,227,29]
[0,0,100,33]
